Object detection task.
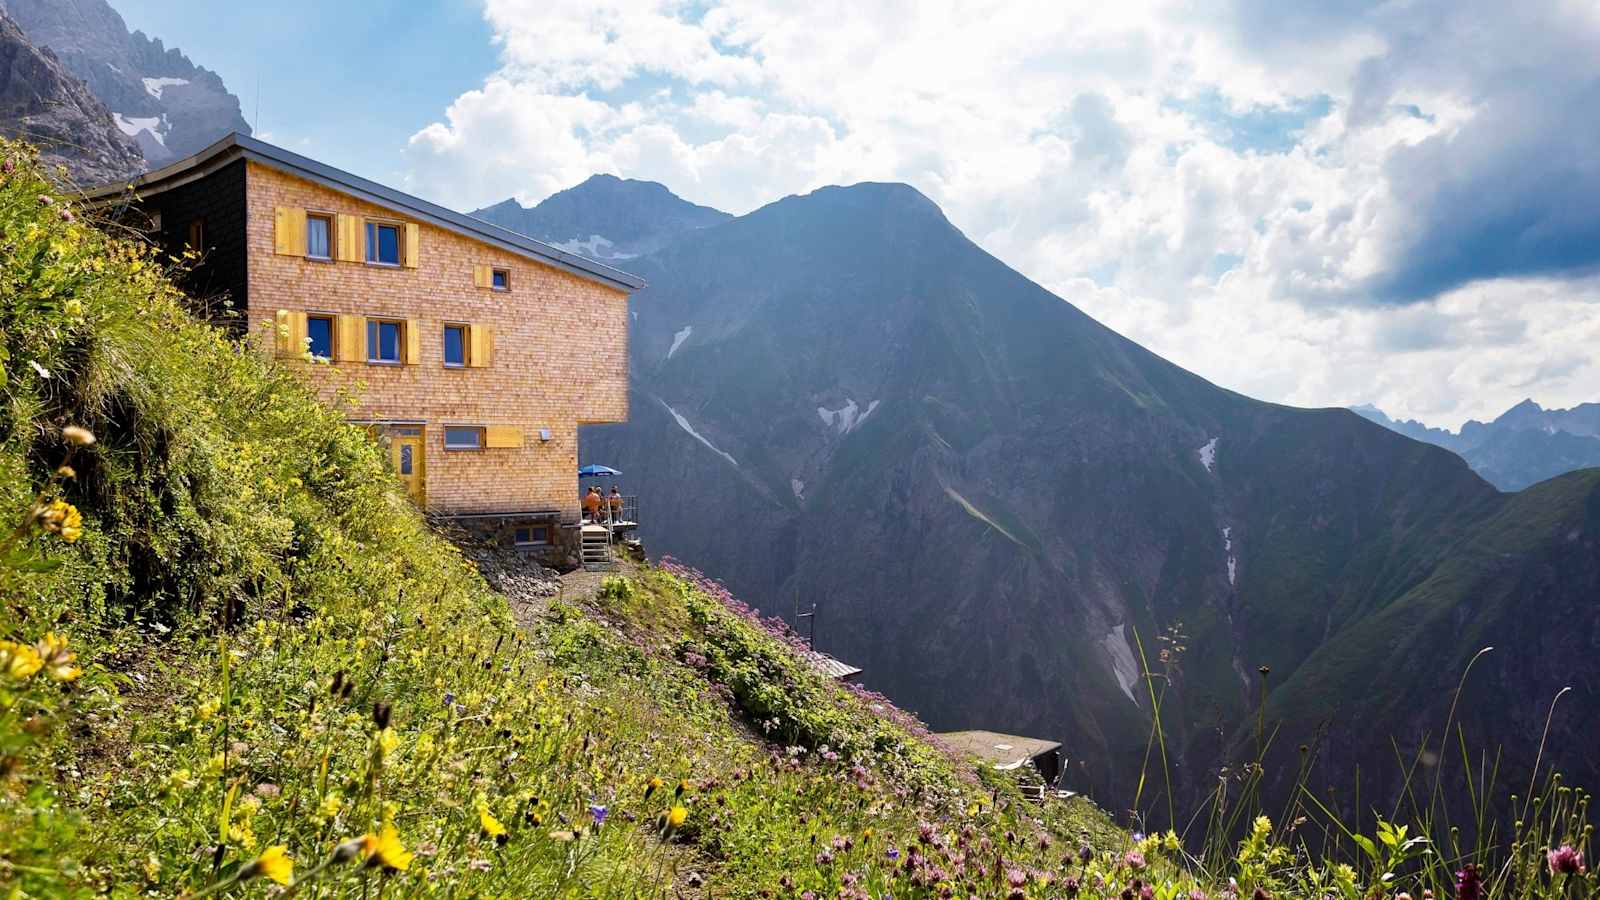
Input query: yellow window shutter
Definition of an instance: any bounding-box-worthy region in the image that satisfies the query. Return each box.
[485,425,524,449]
[274,207,306,257]
[473,264,490,288]
[403,319,422,364]
[291,311,308,353]
[336,214,363,262]
[336,314,365,362]
[468,324,494,368]
[403,223,420,268]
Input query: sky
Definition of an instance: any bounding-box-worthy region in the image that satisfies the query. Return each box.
[111,0,1600,429]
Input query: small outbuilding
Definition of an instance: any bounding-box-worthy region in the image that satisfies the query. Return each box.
[804,649,863,682]
[938,730,1063,787]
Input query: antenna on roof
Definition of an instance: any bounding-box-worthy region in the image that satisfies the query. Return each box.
[797,600,817,649]
[253,74,261,134]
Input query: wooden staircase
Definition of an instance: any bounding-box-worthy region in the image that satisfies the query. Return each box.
[580,525,615,571]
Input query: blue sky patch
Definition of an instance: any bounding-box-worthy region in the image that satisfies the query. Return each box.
[1167,89,1333,155]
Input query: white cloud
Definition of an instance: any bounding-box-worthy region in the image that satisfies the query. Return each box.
[405,0,1600,429]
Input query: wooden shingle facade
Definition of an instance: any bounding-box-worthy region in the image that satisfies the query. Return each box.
[90,134,645,562]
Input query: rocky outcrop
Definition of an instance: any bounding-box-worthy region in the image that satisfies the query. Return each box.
[3,0,249,166]
[0,9,141,184]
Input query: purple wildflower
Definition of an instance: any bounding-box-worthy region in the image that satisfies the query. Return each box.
[588,804,608,826]
[885,846,900,861]
[1548,845,1586,875]
[1455,864,1483,900]
[1124,849,1147,871]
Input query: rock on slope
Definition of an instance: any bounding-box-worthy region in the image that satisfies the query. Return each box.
[1355,400,1600,490]
[0,8,141,184]
[3,0,249,166]
[484,175,1600,820]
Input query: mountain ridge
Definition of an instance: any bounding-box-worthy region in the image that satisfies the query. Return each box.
[2,0,249,166]
[531,173,1600,823]
[1355,399,1600,490]
[0,7,142,183]
[471,173,731,260]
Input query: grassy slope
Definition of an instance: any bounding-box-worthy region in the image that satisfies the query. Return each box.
[0,141,1591,899]
[0,140,1126,898]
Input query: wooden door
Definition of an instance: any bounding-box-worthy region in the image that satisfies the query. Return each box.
[389,430,425,505]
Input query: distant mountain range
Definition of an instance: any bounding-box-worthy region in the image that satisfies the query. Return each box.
[1354,400,1600,491]
[478,177,1600,821]
[0,0,247,179]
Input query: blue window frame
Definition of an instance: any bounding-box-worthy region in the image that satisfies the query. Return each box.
[443,426,483,450]
[367,319,402,363]
[306,214,331,259]
[491,268,510,290]
[366,222,401,265]
[443,324,466,367]
[306,314,334,359]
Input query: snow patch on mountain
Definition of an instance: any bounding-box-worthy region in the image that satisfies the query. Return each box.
[1198,437,1218,473]
[791,479,805,500]
[141,76,188,99]
[550,234,634,259]
[1222,526,1237,586]
[668,326,692,359]
[1100,624,1140,704]
[818,400,859,433]
[660,400,738,468]
[113,113,165,146]
[818,398,880,434]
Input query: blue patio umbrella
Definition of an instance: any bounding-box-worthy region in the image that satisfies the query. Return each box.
[578,464,622,478]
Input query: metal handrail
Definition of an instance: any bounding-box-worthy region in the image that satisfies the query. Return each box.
[583,495,640,526]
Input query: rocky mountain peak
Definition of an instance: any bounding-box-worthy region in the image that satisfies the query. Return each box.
[472,174,730,260]
[0,7,142,184]
[3,0,249,167]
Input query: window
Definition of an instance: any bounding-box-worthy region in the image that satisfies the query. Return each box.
[306,314,335,359]
[306,214,332,259]
[491,268,510,291]
[443,324,467,367]
[397,444,414,475]
[443,426,483,450]
[366,221,401,265]
[513,525,549,546]
[367,319,403,363]
[187,218,205,251]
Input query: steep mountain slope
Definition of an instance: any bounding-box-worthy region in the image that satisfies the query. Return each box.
[562,178,1600,814]
[1355,400,1600,490]
[3,0,248,166]
[471,174,731,260]
[0,8,141,183]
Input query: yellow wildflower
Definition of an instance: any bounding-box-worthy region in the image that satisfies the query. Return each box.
[242,845,293,885]
[377,727,399,756]
[316,793,343,823]
[478,801,508,841]
[0,641,43,680]
[34,633,79,681]
[667,806,688,828]
[360,824,413,871]
[37,499,82,542]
